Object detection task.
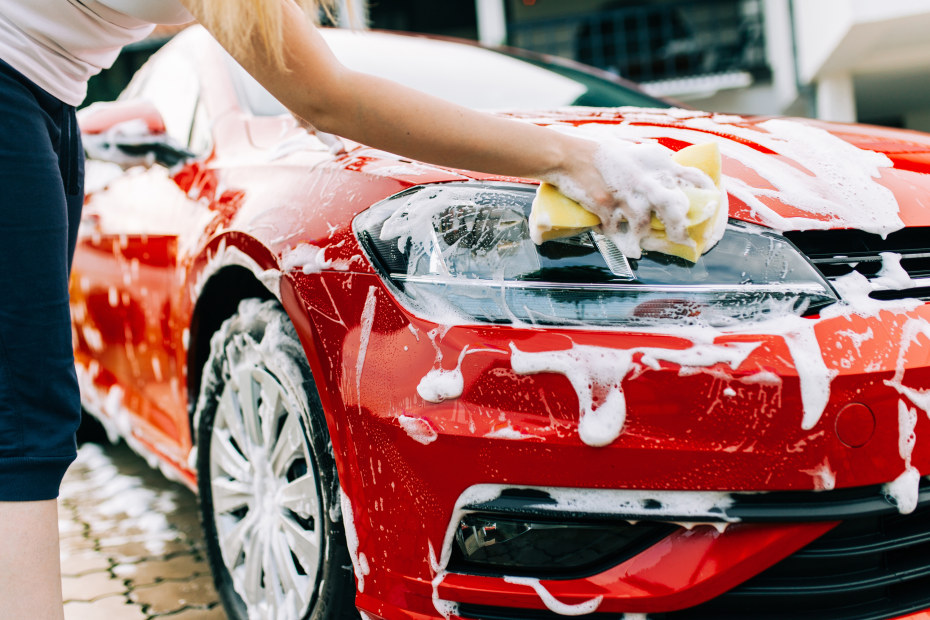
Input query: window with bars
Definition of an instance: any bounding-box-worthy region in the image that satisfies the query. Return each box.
[508,0,769,86]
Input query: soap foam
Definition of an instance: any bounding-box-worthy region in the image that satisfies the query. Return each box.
[355,287,378,407]
[546,138,715,259]
[484,424,539,440]
[885,467,920,515]
[416,368,464,403]
[281,243,331,274]
[570,110,901,237]
[884,318,930,417]
[509,343,634,447]
[398,415,439,445]
[836,327,874,356]
[340,489,370,592]
[882,386,922,515]
[801,459,836,491]
[781,320,837,431]
[417,345,469,403]
[510,340,757,446]
[503,576,603,616]
[873,252,917,290]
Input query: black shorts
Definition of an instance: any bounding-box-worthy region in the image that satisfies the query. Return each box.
[0,58,83,500]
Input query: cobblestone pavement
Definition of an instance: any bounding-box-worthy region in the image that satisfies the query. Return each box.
[59,440,226,620]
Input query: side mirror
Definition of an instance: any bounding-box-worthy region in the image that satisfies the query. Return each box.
[78,99,194,168]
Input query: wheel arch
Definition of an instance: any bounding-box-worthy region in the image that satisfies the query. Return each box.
[184,235,354,491]
[186,264,274,428]
[185,260,337,453]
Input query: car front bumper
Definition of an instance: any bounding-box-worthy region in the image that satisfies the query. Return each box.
[283,270,930,619]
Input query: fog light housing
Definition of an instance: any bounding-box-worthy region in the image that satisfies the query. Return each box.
[450,512,677,578]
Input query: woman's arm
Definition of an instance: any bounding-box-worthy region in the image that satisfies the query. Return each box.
[177,0,613,209]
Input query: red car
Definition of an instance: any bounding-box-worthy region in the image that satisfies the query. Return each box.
[74,25,930,620]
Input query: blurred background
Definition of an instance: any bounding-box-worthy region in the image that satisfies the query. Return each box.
[86,0,930,130]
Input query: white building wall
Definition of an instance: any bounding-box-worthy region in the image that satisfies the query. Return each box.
[792,0,854,84]
[790,0,930,127]
[816,73,856,122]
[475,0,508,46]
[684,0,930,128]
[763,0,800,112]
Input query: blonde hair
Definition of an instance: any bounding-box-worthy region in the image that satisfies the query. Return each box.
[192,0,348,69]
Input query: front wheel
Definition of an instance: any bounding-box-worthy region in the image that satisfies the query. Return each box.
[195,299,357,620]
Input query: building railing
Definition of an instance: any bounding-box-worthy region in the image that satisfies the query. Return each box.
[507,0,769,89]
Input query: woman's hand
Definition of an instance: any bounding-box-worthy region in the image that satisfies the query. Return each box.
[538,135,615,213]
[539,132,719,258]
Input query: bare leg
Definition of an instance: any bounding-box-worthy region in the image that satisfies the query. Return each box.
[0,500,64,620]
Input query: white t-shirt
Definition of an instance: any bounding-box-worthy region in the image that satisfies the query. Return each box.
[0,0,193,105]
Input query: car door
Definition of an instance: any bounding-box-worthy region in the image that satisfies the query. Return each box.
[72,42,214,467]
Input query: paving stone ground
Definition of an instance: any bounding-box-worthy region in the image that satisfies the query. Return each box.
[59,441,227,620]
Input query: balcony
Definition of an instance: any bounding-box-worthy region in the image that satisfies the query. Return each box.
[507,0,770,97]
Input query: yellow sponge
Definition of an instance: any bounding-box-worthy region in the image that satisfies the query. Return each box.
[528,182,601,244]
[647,143,724,262]
[528,142,726,262]
[670,141,721,186]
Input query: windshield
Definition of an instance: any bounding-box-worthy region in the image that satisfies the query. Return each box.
[230,29,668,116]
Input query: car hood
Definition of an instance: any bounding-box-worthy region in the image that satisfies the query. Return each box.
[493,107,930,236]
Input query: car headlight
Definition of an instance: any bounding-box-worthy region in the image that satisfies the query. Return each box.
[354,183,838,327]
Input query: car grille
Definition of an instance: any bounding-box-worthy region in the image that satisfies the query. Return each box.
[785,227,930,301]
[661,502,930,620]
[457,487,930,620]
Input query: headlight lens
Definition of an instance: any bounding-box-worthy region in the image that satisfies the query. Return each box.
[354,183,838,327]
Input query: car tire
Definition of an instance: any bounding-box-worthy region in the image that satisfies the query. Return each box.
[195,299,358,620]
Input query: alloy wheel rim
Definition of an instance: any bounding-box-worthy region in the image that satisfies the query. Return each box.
[210,364,323,620]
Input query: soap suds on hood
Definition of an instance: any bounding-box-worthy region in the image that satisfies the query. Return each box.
[484,423,539,440]
[416,368,464,403]
[836,327,874,357]
[576,110,901,237]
